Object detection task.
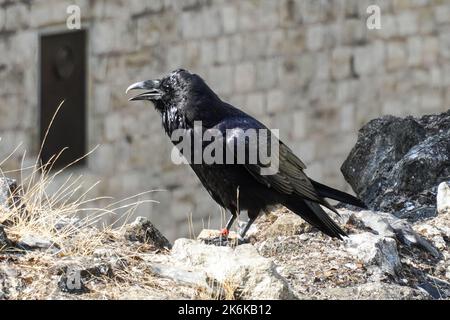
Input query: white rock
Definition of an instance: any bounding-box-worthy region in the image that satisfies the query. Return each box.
[149,263,208,288]
[260,213,309,238]
[171,239,295,300]
[340,209,440,258]
[345,232,401,276]
[437,182,450,215]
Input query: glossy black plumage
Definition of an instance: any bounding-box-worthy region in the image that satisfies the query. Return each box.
[127,69,366,240]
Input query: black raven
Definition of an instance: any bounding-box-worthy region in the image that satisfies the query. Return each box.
[127,69,366,244]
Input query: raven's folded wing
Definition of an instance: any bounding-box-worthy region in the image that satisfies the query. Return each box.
[222,124,337,212]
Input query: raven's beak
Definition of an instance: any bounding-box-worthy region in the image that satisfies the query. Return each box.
[126,79,163,101]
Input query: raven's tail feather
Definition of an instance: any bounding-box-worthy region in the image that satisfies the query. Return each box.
[311,180,367,209]
[283,197,347,239]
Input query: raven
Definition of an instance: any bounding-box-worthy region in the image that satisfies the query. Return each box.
[127,69,366,244]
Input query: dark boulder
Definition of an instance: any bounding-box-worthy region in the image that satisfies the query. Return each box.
[341,110,450,221]
[124,216,172,249]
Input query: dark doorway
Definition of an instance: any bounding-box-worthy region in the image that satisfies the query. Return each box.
[40,30,87,169]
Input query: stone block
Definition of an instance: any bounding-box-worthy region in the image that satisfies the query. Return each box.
[267,89,285,114]
[245,92,266,117]
[397,12,419,36]
[221,5,238,34]
[180,10,203,39]
[386,41,407,71]
[104,112,123,142]
[332,47,352,80]
[255,59,279,90]
[208,65,233,95]
[234,62,256,93]
[306,25,324,51]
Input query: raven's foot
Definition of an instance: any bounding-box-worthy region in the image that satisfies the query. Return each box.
[201,228,231,246]
[202,235,230,246]
[197,229,250,246]
[202,236,249,247]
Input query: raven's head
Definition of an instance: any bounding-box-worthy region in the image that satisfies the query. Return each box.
[127,69,230,134]
[126,69,218,113]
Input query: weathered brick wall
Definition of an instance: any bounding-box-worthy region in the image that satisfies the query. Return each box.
[0,0,449,240]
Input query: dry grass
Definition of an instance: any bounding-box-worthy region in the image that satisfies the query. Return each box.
[1,115,156,257]
[0,101,194,299]
[0,141,190,299]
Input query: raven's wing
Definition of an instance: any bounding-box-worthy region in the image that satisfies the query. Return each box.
[216,118,337,212]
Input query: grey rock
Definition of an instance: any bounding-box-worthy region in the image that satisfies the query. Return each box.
[56,258,114,278]
[418,275,450,299]
[0,267,20,300]
[0,274,5,300]
[318,282,430,300]
[345,232,401,276]
[149,263,208,288]
[56,258,114,294]
[390,219,440,258]
[390,134,450,198]
[171,238,296,300]
[17,234,60,253]
[395,206,437,221]
[124,216,171,249]
[0,225,12,250]
[342,110,450,220]
[342,209,440,258]
[92,248,128,271]
[437,182,450,215]
[0,177,17,210]
[58,271,89,295]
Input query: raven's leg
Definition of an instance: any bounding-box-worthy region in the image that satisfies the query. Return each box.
[236,208,261,244]
[237,217,257,244]
[204,214,238,246]
[220,215,237,237]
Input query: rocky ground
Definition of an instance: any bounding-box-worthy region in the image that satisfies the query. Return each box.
[0,110,449,300]
[0,202,448,300]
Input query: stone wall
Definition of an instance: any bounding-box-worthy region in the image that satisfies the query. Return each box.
[0,0,449,240]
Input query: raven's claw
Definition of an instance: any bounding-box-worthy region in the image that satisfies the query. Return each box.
[202,236,230,246]
[202,236,248,247]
